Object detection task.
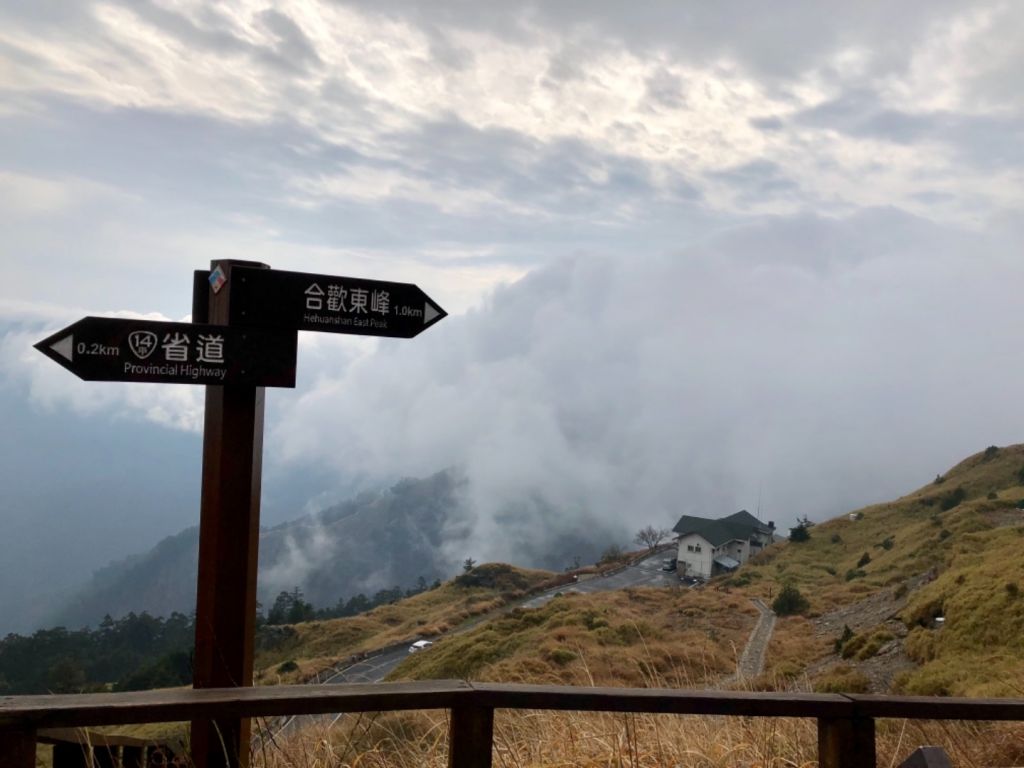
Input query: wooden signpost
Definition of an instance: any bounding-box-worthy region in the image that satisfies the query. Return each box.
[34,259,446,768]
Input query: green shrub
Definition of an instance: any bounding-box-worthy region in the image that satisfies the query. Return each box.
[772,584,809,616]
[830,533,842,544]
[789,523,811,542]
[548,648,576,666]
[276,660,299,674]
[845,569,866,582]
[879,536,894,550]
[987,491,998,500]
[1006,582,1020,599]
[939,529,952,541]
[857,552,871,568]
[984,445,1000,460]
[939,486,967,511]
[833,624,854,654]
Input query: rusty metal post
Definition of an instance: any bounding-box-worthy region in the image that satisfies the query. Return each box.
[818,716,876,768]
[190,260,269,768]
[448,706,493,768]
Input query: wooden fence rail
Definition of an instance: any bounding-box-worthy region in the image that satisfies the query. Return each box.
[3,681,1024,768]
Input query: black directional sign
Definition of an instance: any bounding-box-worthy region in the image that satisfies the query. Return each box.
[227,266,447,338]
[34,316,297,387]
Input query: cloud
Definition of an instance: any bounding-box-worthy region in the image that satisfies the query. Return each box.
[266,209,1024,570]
[2,0,1021,237]
[0,313,206,432]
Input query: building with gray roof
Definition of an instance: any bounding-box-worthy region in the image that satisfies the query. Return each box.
[672,510,775,579]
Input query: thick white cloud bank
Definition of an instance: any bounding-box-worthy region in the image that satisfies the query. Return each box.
[268,209,1024,565]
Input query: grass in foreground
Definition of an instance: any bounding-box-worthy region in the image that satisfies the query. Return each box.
[250,698,1024,768]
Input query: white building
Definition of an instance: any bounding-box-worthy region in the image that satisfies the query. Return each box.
[673,510,775,580]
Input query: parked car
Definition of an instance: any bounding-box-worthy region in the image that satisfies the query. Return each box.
[408,640,434,654]
[661,558,677,572]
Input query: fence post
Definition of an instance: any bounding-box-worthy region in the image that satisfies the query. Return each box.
[93,745,117,768]
[52,742,89,768]
[818,717,876,768]
[0,728,36,768]
[448,706,494,768]
[122,746,145,768]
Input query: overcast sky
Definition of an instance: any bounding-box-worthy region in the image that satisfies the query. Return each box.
[2,1,1023,630]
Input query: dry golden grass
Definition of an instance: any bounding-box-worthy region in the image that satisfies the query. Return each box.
[723,444,1024,694]
[759,615,826,686]
[249,701,1024,768]
[390,587,757,688]
[254,564,557,681]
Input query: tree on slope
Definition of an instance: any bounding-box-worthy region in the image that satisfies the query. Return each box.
[634,525,671,552]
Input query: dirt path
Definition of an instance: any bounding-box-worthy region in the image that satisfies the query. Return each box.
[735,598,776,680]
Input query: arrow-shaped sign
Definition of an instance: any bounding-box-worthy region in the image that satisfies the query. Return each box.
[226,266,447,338]
[35,316,297,387]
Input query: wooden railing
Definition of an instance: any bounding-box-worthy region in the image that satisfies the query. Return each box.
[3,681,1023,768]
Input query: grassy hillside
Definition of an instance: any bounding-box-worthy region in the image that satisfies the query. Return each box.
[733,443,1024,696]
[254,444,1024,697]
[390,587,756,687]
[254,563,561,683]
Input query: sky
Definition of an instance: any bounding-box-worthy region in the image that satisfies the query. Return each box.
[2,1,1024,631]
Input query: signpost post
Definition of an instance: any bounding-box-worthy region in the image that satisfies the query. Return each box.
[34,259,446,768]
[190,260,268,768]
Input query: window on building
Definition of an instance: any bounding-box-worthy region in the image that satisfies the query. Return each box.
[695,545,702,552]
[687,545,694,552]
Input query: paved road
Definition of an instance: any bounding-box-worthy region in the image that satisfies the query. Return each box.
[521,553,681,609]
[323,647,410,684]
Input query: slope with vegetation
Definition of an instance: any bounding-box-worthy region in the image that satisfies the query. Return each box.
[731,444,1024,696]
[254,563,563,683]
[246,444,1024,700]
[251,446,1024,766]
[390,586,755,687]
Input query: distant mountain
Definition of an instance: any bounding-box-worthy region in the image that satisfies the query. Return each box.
[52,468,616,629]
[53,470,463,628]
